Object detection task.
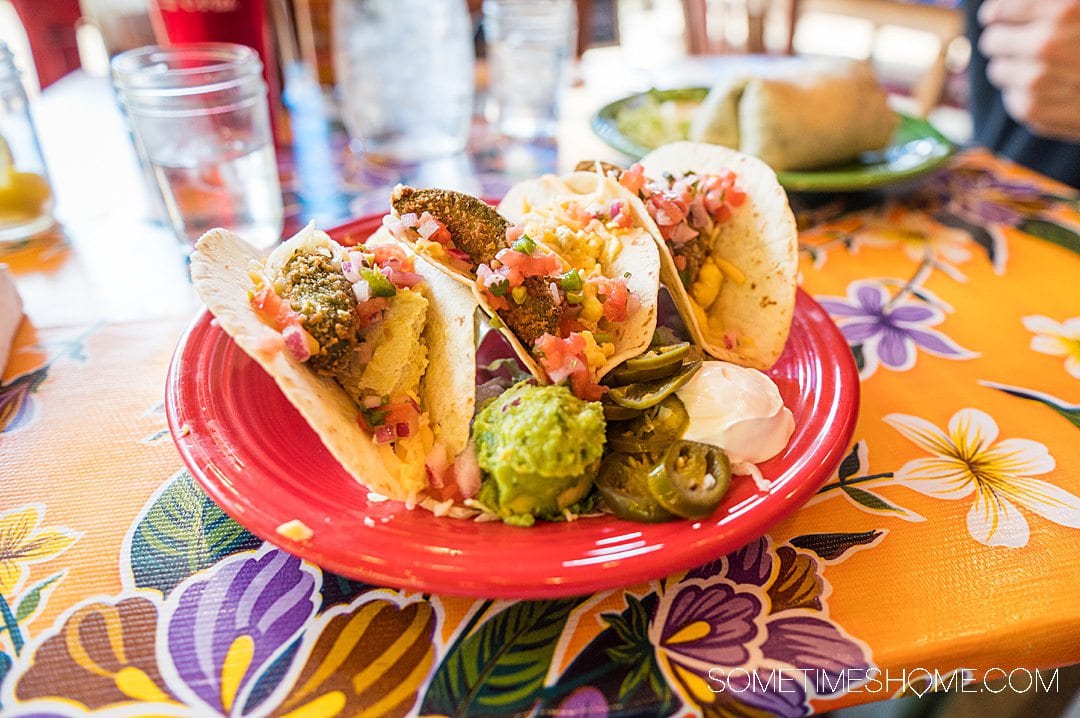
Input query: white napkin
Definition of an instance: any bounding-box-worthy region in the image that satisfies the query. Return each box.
[0,265,24,376]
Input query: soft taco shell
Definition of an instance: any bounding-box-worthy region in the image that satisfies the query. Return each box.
[190,224,477,504]
[638,141,798,369]
[497,171,661,377]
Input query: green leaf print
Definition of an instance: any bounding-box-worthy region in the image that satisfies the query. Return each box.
[837,444,861,482]
[14,573,62,623]
[1018,219,1080,257]
[421,598,582,716]
[842,485,905,513]
[980,381,1080,430]
[790,531,885,561]
[127,470,261,595]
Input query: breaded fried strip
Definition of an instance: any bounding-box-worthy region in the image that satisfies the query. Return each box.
[500,276,563,345]
[391,186,509,266]
[392,185,564,346]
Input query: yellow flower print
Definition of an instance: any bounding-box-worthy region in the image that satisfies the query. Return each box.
[0,504,79,595]
[884,408,1080,548]
[857,207,973,279]
[1022,315,1080,379]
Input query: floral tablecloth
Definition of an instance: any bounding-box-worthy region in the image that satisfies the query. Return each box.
[1,149,1078,717]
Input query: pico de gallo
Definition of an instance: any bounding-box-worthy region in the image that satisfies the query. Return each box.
[388,186,636,402]
[617,163,748,312]
[249,237,429,446]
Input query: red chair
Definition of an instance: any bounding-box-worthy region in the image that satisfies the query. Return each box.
[9,0,83,88]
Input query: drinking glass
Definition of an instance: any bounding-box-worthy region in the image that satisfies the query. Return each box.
[111,43,284,249]
[482,0,576,140]
[332,0,476,162]
[0,42,55,243]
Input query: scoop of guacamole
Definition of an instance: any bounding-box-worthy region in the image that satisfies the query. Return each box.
[473,382,606,527]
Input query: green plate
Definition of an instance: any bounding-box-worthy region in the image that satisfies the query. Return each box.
[591,87,955,193]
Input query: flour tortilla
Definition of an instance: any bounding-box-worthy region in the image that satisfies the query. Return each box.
[638,142,798,369]
[497,171,661,379]
[190,224,477,505]
[690,58,897,171]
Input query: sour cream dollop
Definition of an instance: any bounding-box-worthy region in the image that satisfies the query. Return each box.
[676,361,794,467]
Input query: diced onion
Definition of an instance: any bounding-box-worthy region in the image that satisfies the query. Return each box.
[282,324,314,362]
[353,279,371,303]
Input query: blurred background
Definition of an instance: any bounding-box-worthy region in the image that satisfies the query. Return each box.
[0,0,973,144]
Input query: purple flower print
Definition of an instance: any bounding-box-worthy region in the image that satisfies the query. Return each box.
[818,280,975,378]
[762,617,873,695]
[925,166,1049,228]
[165,548,319,715]
[654,537,872,718]
[554,687,609,717]
[0,368,47,434]
[659,584,761,668]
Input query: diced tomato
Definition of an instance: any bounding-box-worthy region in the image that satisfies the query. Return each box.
[251,286,282,316]
[535,332,583,383]
[356,297,390,327]
[476,264,511,310]
[567,202,594,225]
[594,276,629,322]
[652,196,687,226]
[505,224,525,243]
[673,255,687,271]
[608,200,634,228]
[570,370,606,401]
[359,400,420,443]
[385,401,420,438]
[373,243,414,272]
[700,171,746,218]
[251,286,301,331]
[533,332,605,400]
[619,163,647,195]
[496,247,561,278]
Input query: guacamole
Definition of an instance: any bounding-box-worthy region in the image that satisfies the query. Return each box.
[473,382,606,526]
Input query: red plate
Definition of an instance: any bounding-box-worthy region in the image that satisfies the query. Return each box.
[167,214,859,599]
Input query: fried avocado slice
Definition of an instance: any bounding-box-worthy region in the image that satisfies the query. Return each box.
[274,251,359,375]
[501,275,563,345]
[392,185,564,345]
[391,186,509,266]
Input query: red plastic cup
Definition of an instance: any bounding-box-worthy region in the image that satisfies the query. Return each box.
[150,0,286,143]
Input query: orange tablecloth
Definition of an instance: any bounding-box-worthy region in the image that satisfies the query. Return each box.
[2,74,1079,716]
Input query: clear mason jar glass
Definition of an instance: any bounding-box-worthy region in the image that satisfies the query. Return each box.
[482,0,576,140]
[332,0,476,162]
[0,42,56,243]
[111,43,284,249]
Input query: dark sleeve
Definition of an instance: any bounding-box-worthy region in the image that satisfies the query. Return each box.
[965,0,1080,188]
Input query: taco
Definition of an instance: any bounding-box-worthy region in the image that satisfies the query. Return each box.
[190,223,479,513]
[387,173,660,400]
[588,141,798,370]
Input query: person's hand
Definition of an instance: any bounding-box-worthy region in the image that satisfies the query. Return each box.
[978,0,1080,141]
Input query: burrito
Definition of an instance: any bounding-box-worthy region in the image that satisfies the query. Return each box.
[190,224,478,511]
[387,174,661,400]
[689,58,897,171]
